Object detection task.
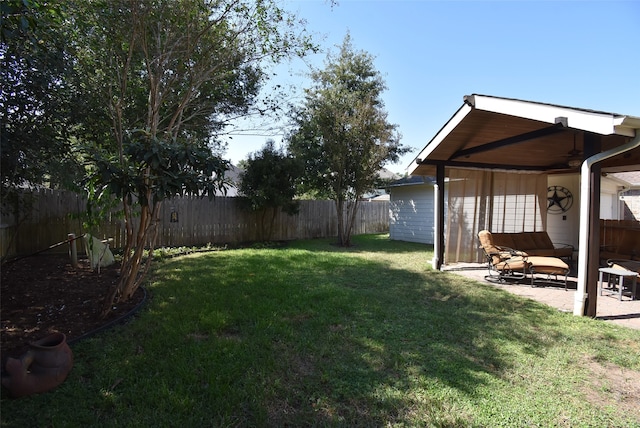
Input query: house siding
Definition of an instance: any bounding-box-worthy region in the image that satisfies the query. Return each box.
[546,175,580,250]
[389,184,435,244]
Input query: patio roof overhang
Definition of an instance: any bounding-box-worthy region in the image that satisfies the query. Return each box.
[408,94,640,176]
[408,94,640,319]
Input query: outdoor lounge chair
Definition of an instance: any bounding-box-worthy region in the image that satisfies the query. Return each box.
[527,256,570,290]
[478,230,570,288]
[478,230,530,282]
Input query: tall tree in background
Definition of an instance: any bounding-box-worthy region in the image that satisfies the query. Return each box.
[69,0,315,315]
[0,2,82,190]
[1,1,81,196]
[287,34,409,246]
[238,139,302,241]
[0,1,85,257]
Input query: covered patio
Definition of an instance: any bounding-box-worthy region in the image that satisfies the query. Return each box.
[409,94,640,318]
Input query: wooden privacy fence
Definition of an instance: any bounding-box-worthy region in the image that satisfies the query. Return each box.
[600,219,640,249]
[1,189,389,257]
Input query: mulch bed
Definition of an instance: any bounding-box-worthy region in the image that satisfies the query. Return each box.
[1,254,146,362]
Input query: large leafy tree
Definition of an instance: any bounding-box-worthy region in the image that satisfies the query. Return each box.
[287,34,409,246]
[0,1,86,258]
[238,139,302,241]
[1,2,83,203]
[68,0,315,315]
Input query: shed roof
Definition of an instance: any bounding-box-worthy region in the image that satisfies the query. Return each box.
[388,175,436,188]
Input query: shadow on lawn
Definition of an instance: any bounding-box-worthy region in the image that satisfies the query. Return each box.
[151,249,570,426]
[288,233,436,256]
[1,247,574,427]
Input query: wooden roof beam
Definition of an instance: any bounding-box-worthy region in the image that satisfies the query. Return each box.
[451,120,568,160]
[416,159,551,171]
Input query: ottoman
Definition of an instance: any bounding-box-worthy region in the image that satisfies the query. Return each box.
[527,256,570,289]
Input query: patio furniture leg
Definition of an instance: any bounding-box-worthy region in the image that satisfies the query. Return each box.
[527,256,570,289]
[598,267,639,301]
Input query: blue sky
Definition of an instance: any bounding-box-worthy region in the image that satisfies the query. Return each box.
[224,0,640,174]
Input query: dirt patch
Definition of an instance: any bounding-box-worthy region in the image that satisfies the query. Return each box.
[1,254,145,363]
[582,356,640,421]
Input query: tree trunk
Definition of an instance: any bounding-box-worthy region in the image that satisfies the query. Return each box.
[343,198,360,247]
[335,198,346,246]
[101,200,162,317]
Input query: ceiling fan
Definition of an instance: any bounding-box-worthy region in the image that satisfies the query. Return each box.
[566,134,582,168]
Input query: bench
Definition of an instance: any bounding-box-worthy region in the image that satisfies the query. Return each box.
[487,231,574,261]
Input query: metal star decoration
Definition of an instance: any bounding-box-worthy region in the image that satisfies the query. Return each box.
[547,186,573,213]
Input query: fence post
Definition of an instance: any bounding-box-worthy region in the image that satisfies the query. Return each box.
[68,233,78,268]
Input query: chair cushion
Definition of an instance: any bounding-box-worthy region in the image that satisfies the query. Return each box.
[610,260,640,278]
[479,230,505,265]
[527,256,569,275]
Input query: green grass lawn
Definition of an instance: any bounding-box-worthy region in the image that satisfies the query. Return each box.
[3,234,640,427]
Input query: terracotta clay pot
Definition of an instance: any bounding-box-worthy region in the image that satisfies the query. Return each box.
[2,332,74,398]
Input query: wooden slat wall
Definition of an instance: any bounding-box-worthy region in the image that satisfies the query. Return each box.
[600,219,640,249]
[1,189,87,256]
[1,190,389,257]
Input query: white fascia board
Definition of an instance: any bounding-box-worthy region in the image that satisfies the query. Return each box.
[616,116,640,136]
[470,95,636,137]
[407,103,473,175]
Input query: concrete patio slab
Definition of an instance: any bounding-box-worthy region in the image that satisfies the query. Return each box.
[443,263,640,330]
